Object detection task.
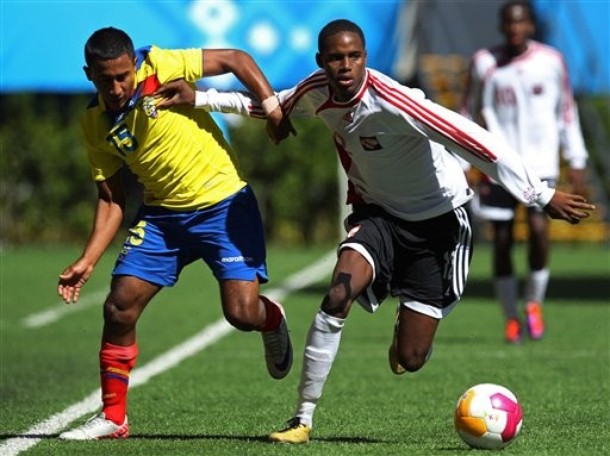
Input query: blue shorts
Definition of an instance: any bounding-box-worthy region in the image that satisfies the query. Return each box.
[113,185,268,287]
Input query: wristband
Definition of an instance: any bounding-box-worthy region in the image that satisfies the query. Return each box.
[195,91,208,108]
[261,95,280,115]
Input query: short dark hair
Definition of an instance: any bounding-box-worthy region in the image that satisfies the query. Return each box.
[84,27,135,66]
[318,19,366,53]
[500,1,536,24]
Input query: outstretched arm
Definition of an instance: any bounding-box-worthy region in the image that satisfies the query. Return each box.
[155,78,295,143]
[156,81,255,116]
[542,190,593,224]
[158,49,294,144]
[399,86,595,224]
[57,172,125,303]
[200,49,273,100]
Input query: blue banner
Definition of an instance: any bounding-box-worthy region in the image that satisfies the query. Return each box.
[533,0,609,95]
[0,0,401,92]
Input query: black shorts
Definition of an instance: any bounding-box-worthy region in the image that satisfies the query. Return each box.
[339,204,473,319]
[478,179,556,221]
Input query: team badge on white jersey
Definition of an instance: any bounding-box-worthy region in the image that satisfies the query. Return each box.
[360,136,382,151]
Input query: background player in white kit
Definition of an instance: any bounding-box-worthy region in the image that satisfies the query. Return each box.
[154,19,593,443]
[461,1,589,344]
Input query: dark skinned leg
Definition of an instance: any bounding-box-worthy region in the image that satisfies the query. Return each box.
[219,277,292,379]
[102,275,161,345]
[282,248,373,428]
[527,211,549,271]
[321,248,373,319]
[395,306,439,372]
[219,278,265,331]
[492,220,515,278]
[98,275,160,425]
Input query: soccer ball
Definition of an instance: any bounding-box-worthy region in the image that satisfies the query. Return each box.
[454,383,523,450]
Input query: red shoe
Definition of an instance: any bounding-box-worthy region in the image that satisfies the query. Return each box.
[526,301,545,340]
[505,318,522,344]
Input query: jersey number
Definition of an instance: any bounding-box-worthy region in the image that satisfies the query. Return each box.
[128,220,147,246]
[107,123,139,156]
[494,87,517,106]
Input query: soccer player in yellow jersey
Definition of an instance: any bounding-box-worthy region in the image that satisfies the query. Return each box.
[57,27,294,440]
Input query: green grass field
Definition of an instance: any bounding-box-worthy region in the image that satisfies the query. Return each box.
[1,242,608,455]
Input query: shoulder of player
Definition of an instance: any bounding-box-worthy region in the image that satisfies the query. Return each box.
[527,41,565,62]
[472,45,502,60]
[134,45,156,64]
[469,46,501,71]
[366,69,429,110]
[136,45,200,68]
[297,69,328,89]
[279,69,329,112]
[366,67,399,86]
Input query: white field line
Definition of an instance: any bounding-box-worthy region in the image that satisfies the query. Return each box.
[23,290,109,328]
[0,251,334,456]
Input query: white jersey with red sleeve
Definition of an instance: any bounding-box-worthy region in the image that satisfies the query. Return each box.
[463,40,588,179]
[200,68,555,222]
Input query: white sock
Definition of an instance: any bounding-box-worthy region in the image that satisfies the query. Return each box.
[495,276,519,319]
[294,310,345,428]
[525,268,550,304]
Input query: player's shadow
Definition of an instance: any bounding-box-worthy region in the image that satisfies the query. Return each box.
[0,434,56,439]
[134,434,387,444]
[436,446,477,452]
[126,433,384,443]
[0,433,384,444]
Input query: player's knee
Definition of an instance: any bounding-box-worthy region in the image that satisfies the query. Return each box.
[321,288,352,318]
[103,295,139,330]
[397,347,429,373]
[327,284,349,305]
[223,300,259,331]
[225,311,253,331]
[399,356,425,373]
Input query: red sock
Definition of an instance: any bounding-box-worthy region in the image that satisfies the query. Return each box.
[260,295,282,332]
[100,342,138,425]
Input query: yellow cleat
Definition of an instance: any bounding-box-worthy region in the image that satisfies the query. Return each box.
[269,418,311,444]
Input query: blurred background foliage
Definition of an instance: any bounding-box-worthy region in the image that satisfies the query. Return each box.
[0,94,342,246]
[1,94,95,244]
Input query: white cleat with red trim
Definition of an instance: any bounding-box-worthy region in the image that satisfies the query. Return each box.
[59,413,129,440]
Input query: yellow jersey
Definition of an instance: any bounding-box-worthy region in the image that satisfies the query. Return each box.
[82,45,246,210]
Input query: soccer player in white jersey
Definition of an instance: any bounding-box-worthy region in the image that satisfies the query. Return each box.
[154,19,593,444]
[462,1,589,344]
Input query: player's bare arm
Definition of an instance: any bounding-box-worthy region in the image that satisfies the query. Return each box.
[201,49,274,99]
[57,173,126,303]
[543,190,595,225]
[203,49,295,143]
